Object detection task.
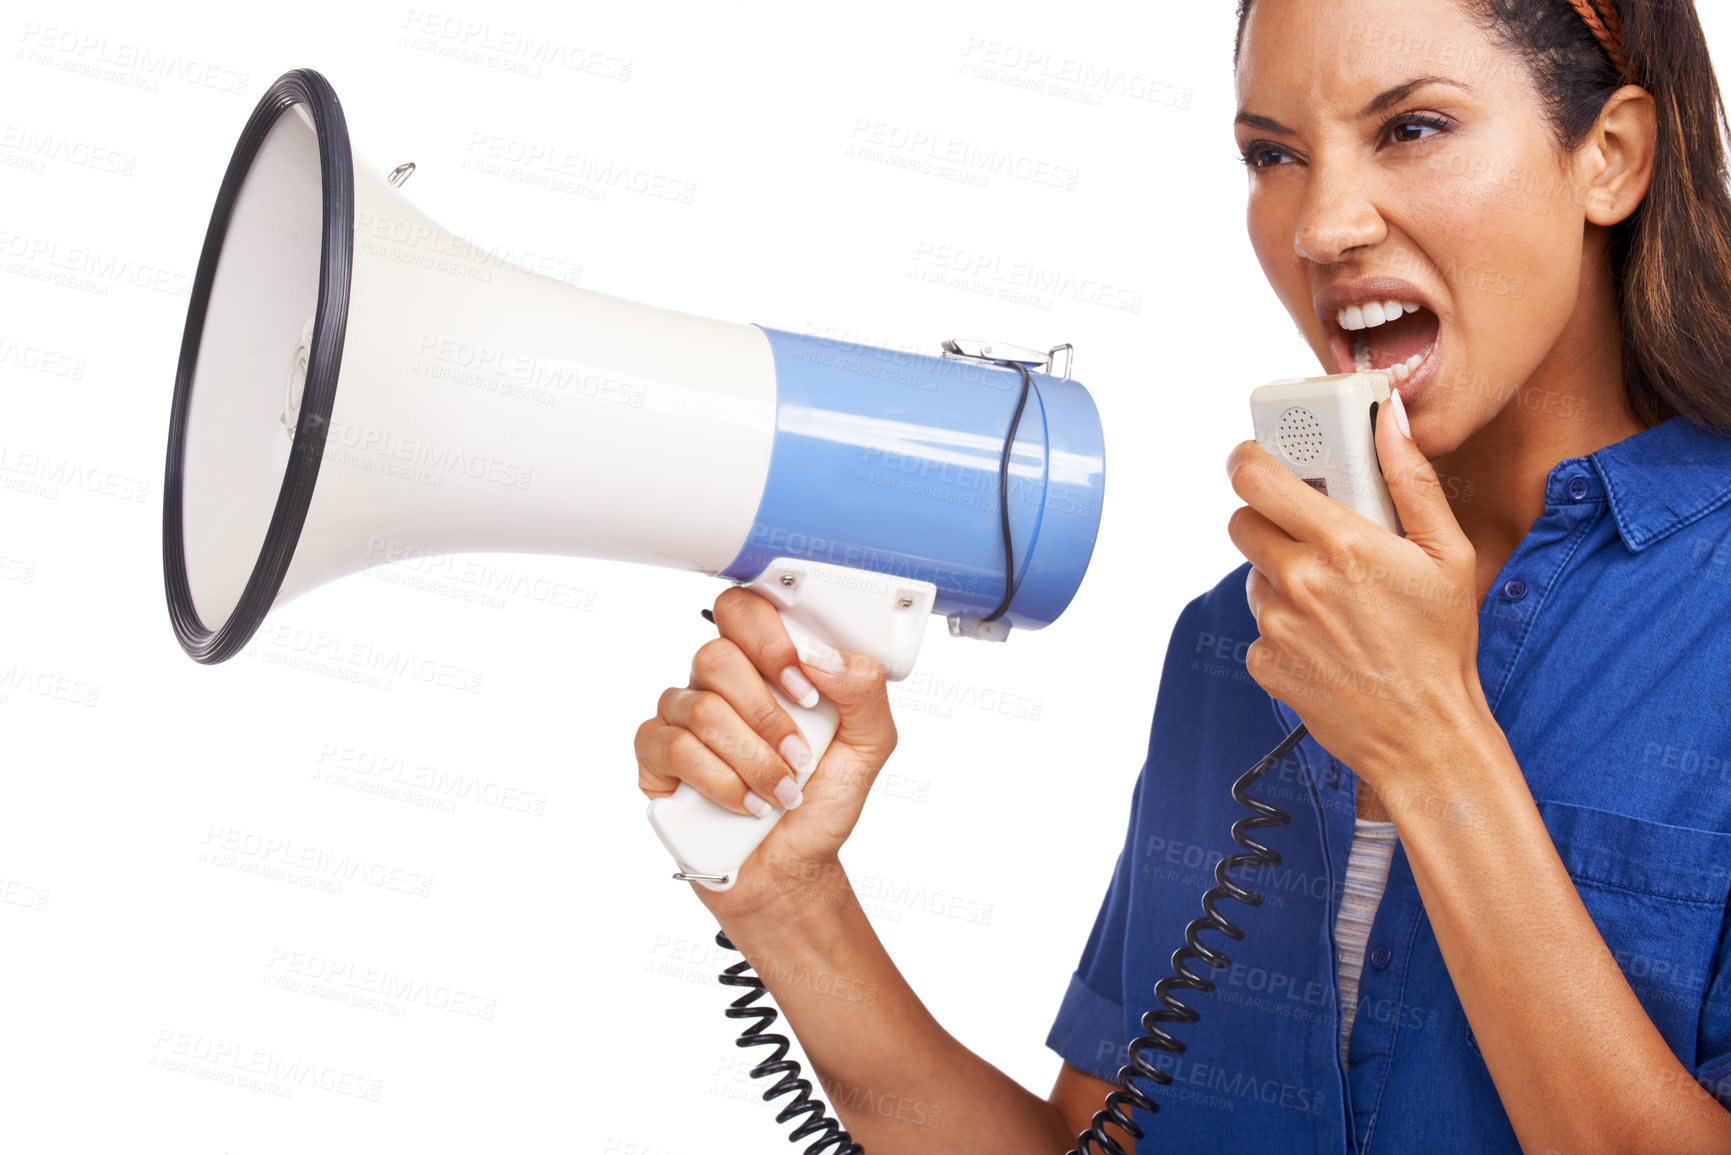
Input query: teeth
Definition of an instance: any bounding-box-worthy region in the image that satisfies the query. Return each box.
[1336,299,1423,332]
[1352,345,1431,381]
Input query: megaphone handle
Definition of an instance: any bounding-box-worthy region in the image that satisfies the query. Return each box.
[645,644,841,893]
[646,559,938,893]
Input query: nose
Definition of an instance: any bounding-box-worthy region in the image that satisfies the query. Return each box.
[1293,171,1386,265]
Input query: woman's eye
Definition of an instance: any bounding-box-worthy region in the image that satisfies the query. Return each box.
[1239,144,1292,169]
[1383,115,1450,146]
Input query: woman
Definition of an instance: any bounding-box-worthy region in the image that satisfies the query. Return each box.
[635,0,1731,1150]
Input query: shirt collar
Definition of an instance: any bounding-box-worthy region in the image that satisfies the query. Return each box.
[1585,415,1731,552]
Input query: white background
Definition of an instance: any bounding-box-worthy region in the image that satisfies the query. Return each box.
[4,2,1728,1152]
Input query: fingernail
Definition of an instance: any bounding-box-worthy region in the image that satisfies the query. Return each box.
[773,777,803,809]
[799,638,845,675]
[780,666,820,710]
[743,791,774,818]
[780,733,812,773]
[1390,388,1412,439]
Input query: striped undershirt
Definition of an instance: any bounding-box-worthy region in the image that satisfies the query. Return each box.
[1334,817,1399,1063]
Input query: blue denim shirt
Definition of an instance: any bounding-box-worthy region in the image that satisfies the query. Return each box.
[1047,415,1731,1153]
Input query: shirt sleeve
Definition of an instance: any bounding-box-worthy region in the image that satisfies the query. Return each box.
[1045,765,1143,1084]
[1693,900,1731,1108]
[1043,582,1231,1086]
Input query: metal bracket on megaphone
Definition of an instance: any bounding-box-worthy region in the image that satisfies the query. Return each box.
[645,557,938,891]
[940,337,1074,381]
[935,336,1075,644]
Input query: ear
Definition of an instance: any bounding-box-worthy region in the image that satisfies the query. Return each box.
[1578,84,1658,228]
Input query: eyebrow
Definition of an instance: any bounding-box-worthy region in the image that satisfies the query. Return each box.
[1362,74,1473,117]
[1234,75,1474,135]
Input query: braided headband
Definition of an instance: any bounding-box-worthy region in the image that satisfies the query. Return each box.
[1564,0,1631,80]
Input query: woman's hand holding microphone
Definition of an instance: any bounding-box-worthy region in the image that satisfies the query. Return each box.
[634,585,899,924]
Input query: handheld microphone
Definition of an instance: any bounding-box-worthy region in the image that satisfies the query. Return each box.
[1249,370,1403,535]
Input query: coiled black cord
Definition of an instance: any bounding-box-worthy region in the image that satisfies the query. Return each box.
[1067,722,1305,1155]
[709,724,1303,1154]
[714,929,863,1155]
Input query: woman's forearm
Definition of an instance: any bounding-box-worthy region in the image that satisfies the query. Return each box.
[713,858,1073,1154]
[1378,700,1731,1155]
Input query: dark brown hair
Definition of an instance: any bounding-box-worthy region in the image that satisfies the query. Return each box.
[1235,0,1731,434]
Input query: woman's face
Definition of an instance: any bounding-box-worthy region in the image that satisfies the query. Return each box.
[1234,0,1598,455]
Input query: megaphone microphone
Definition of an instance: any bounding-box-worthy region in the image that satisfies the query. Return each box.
[163,68,1106,892]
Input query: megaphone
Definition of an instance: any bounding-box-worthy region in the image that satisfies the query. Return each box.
[163,69,1106,890]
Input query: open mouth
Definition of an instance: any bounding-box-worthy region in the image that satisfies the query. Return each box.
[1329,298,1441,385]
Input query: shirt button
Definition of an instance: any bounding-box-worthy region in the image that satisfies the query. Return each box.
[1503,578,1528,602]
[1369,945,1393,970]
[1567,475,1590,500]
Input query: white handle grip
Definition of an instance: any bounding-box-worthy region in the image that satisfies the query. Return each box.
[645,558,937,892]
[645,620,840,891]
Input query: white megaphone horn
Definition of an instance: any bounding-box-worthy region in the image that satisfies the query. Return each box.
[163,69,1106,891]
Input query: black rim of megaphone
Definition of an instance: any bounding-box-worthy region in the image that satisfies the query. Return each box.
[162,68,354,664]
